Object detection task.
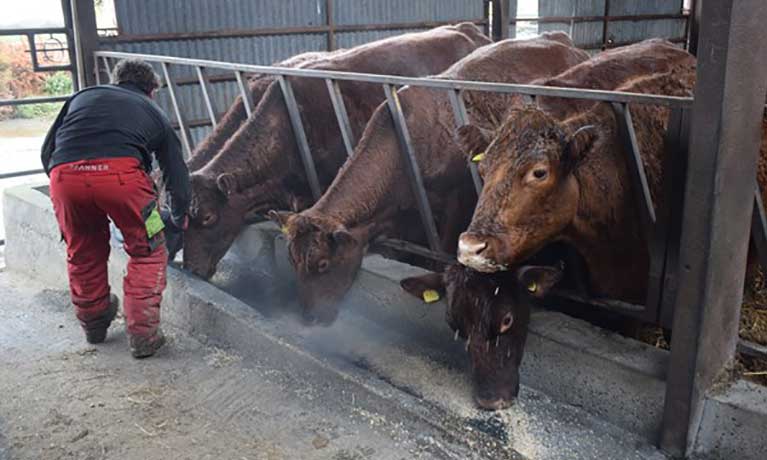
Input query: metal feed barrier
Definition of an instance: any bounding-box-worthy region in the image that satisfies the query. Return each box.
[93,50,696,324]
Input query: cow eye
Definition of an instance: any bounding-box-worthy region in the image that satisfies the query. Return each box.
[317,259,330,273]
[533,169,548,180]
[499,312,514,334]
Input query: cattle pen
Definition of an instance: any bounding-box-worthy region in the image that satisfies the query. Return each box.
[2,1,767,459]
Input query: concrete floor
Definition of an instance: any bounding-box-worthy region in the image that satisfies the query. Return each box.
[0,268,507,460]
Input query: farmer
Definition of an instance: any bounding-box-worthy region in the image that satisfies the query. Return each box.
[41,59,190,358]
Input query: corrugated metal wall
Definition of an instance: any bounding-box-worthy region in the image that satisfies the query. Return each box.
[101,0,486,148]
[537,0,686,49]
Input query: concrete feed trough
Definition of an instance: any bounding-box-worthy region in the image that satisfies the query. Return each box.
[3,182,766,460]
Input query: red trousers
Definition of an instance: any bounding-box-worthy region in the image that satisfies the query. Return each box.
[50,157,167,337]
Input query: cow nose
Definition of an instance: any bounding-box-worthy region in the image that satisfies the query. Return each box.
[458,233,488,257]
[475,396,513,411]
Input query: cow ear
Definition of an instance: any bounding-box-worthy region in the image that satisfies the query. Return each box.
[400,272,446,303]
[516,263,564,298]
[267,210,295,232]
[216,173,238,197]
[457,124,493,161]
[331,227,354,247]
[562,124,596,173]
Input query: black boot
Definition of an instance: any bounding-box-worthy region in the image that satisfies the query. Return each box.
[84,294,119,344]
[130,329,166,359]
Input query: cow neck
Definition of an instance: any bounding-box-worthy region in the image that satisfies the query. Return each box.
[309,105,406,231]
[563,106,649,300]
[188,77,275,172]
[203,82,294,194]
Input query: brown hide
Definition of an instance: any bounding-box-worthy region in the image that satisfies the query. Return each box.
[460,66,704,304]
[183,23,491,279]
[400,263,563,410]
[278,33,589,325]
[154,51,330,207]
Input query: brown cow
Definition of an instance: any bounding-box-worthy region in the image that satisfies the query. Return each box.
[457,66,699,304]
[186,51,331,172]
[183,23,491,278]
[271,32,590,325]
[400,262,563,410]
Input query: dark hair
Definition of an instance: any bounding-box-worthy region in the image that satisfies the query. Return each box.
[111,59,161,95]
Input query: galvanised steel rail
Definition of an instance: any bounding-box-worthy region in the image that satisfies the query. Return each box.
[92,49,699,326]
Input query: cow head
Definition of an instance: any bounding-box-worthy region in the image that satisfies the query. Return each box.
[456,107,596,272]
[401,263,563,410]
[183,172,249,278]
[269,210,373,326]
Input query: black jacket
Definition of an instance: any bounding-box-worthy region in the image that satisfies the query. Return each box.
[41,82,190,224]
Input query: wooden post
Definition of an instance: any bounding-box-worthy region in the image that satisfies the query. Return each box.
[326,0,336,51]
[70,0,99,88]
[659,0,767,456]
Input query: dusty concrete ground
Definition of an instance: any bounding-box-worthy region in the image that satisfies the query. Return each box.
[0,267,491,460]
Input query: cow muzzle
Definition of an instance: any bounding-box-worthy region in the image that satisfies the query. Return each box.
[457,232,508,273]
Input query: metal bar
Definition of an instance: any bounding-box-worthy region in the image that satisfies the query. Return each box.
[97,20,488,43]
[383,84,442,253]
[101,56,112,80]
[325,79,355,157]
[325,0,336,51]
[751,188,767,274]
[611,103,657,228]
[0,27,69,36]
[160,62,193,158]
[490,0,509,41]
[93,50,693,108]
[687,0,701,55]
[660,1,767,456]
[658,108,692,329]
[278,76,322,200]
[601,0,611,48]
[27,33,40,71]
[60,0,79,91]
[195,66,218,128]
[234,70,254,117]
[738,339,767,360]
[509,13,689,24]
[93,54,101,85]
[447,89,482,195]
[0,169,46,180]
[0,96,70,107]
[70,0,98,87]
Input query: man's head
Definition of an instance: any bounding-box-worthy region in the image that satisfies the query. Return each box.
[112,59,161,97]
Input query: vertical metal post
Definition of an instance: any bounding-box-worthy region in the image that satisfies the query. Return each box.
[278,75,322,200]
[325,79,355,157]
[657,107,692,329]
[234,71,254,117]
[490,0,509,42]
[447,89,482,195]
[93,54,101,85]
[60,0,80,91]
[687,0,701,55]
[70,0,98,88]
[611,103,657,231]
[601,0,612,49]
[161,62,194,159]
[195,66,218,128]
[751,189,767,274]
[102,56,112,80]
[660,1,767,456]
[325,0,336,51]
[383,84,442,253]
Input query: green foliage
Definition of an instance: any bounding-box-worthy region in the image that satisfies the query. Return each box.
[43,72,73,96]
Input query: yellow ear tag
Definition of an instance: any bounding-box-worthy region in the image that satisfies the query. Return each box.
[527,282,538,293]
[281,226,289,235]
[422,289,440,303]
[471,152,485,163]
